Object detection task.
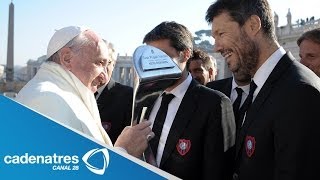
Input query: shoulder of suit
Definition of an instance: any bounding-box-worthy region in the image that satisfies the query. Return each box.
[275,56,320,87]
[192,83,227,101]
[114,81,132,88]
[206,78,231,89]
[110,81,133,95]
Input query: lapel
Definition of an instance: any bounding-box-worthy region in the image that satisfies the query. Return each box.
[224,77,233,98]
[207,77,233,98]
[160,80,199,167]
[235,53,294,157]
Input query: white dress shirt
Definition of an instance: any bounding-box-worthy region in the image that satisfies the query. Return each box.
[252,47,286,101]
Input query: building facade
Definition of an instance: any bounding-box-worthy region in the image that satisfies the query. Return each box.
[112,54,134,87]
[276,9,320,60]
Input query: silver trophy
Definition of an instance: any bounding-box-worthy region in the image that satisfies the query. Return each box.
[131,45,182,166]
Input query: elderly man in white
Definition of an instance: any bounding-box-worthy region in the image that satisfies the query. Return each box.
[16,26,153,157]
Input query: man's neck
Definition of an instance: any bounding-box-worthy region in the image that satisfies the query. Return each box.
[253,39,280,76]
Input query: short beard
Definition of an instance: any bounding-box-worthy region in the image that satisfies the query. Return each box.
[237,29,260,76]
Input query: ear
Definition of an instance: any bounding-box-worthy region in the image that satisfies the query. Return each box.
[208,67,214,80]
[180,48,192,63]
[59,47,73,70]
[244,15,261,36]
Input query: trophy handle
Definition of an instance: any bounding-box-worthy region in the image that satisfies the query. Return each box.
[139,107,158,167]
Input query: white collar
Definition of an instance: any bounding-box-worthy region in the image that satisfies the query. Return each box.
[253,47,286,96]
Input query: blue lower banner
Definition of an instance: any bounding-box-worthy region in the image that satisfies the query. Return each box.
[0,95,178,179]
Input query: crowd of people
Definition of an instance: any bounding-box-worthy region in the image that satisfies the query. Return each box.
[14,0,320,180]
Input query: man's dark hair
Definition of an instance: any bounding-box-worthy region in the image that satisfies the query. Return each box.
[205,0,276,40]
[143,21,193,53]
[187,48,214,70]
[297,28,320,46]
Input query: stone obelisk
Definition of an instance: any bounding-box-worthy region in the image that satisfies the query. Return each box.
[6,1,14,90]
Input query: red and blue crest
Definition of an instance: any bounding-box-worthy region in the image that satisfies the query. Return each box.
[245,135,256,158]
[176,139,191,156]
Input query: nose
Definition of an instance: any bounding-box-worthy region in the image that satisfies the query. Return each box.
[98,71,108,85]
[102,65,108,73]
[189,70,195,77]
[300,58,308,66]
[213,39,222,53]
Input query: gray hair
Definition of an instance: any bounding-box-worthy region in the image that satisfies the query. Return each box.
[103,40,117,62]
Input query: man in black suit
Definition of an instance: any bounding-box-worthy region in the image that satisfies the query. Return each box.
[142,21,235,180]
[187,48,217,85]
[206,0,320,180]
[95,42,133,144]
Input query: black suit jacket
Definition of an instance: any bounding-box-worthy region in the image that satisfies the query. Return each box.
[149,79,233,180]
[97,79,133,144]
[207,77,233,97]
[234,53,320,180]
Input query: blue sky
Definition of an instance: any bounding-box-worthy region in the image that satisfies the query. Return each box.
[0,0,319,66]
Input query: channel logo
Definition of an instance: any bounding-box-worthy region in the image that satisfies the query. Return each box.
[82,148,109,175]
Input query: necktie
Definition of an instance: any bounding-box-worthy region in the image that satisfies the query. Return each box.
[238,81,257,128]
[94,92,98,97]
[233,87,243,129]
[150,93,175,157]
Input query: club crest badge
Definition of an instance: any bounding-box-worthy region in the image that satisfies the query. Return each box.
[102,122,112,132]
[245,136,256,158]
[176,139,191,156]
